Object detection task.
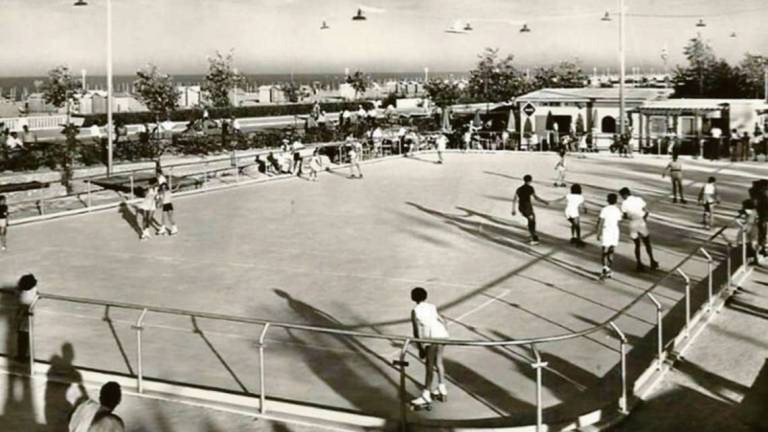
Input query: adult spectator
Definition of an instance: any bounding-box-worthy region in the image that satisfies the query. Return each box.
[16,274,38,361]
[730,129,740,162]
[266,152,280,175]
[69,381,124,432]
[371,126,383,157]
[709,126,722,161]
[6,131,24,151]
[21,125,37,146]
[292,140,305,176]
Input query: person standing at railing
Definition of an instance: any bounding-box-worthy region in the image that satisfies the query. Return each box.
[0,195,7,251]
[15,274,38,361]
[619,187,660,272]
[409,287,448,410]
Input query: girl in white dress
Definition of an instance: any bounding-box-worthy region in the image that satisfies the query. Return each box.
[410,287,449,409]
[139,179,159,240]
[308,147,322,182]
[563,184,587,246]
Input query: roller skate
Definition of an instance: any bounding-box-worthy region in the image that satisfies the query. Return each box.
[430,384,448,403]
[409,390,433,411]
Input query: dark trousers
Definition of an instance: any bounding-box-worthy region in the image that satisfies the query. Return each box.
[16,330,29,360]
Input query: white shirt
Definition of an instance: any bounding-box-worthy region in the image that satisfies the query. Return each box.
[621,196,646,220]
[68,400,102,432]
[600,205,623,231]
[710,128,722,139]
[6,136,23,149]
[565,194,584,218]
[90,125,102,138]
[436,135,448,150]
[372,128,383,139]
[412,302,449,339]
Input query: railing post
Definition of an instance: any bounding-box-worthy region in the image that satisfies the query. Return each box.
[130,175,135,198]
[258,323,270,414]
[700,248,713,310]
[203,163,208,189]
[676,268,691,337]
[392,338,411,432]
[735,221,746,268]
[234,151,239,183]
[28,296,40,374]
[646,293,664,369]
[133,308,148,393]
[86,180,92,210]
[169,167,173,191]
[529,344,548,432]
[36,200,43,216]
[608,321,628,414]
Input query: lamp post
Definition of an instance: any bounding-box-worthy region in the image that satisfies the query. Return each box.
[602,0,626,136]
[75,0,113,177]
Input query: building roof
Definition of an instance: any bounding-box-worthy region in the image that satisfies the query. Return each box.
[634,98,768,115]
[516,87,673,103]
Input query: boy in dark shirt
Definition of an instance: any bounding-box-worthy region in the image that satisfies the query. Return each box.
[512,175,551,245]
[0,195,8,251]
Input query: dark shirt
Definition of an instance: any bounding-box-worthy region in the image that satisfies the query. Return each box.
[516,184,535,208]
[257,159,267,174]
[0,204,7,219]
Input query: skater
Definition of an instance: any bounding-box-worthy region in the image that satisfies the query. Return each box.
[0,195,7,251]
[697,177,720,230]
[554,149,567,187]
[662,154,687,204]
[409,287,448,410]
[138,179,159,241]
[739,199,758,263]
[157,183,178,236]
[597,193,623,280]
[559,184,587,246]
[511,175,551,245]
[619,187,659,272]
[577,133,588,158]
[308,147,322,182]
[435,133,448,164]
[348,137,363,179]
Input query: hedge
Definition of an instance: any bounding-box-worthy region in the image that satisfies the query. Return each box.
[78,101,375,127]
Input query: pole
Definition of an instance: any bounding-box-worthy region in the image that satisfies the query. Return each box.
[618,0,626,136]
[106,0,114,177]
[258,324,270,414]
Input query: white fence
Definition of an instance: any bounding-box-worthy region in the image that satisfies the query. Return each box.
[0,114,70,131]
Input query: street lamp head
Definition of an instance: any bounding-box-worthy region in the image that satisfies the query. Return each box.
[352,8,367,21]
[695,19,706,28]
[463,22,473,31]
[730,31,737,38]
[73,0,88,6]
[519,23,531,33]
[601,11,611,22]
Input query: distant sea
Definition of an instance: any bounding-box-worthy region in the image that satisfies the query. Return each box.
[0,72,467,100]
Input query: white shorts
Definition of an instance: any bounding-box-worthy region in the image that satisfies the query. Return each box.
[0,219,7,229]
[629,219,649,240]
[601,227,619,247]
[565,209,580,219]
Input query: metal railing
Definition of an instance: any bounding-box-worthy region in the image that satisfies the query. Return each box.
[6,217,746,431]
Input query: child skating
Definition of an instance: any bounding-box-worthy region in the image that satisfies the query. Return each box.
[435,133,448,164]
[139,179,159,241]
[308,147,323,182]
[0,195,8,251]
[698,177,720,230]
[157,183,178,236]
[619,187,660,272]
[512,175,551,245]
[559,184,587,246]
[597,193,623,280]
[554,149,567,187]
[348,138,364,179]
[409,287,449,411]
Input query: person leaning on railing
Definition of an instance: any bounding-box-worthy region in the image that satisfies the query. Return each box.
[15,273,38,361]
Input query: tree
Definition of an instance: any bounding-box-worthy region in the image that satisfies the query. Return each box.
[424,80,463,107]
[202,51,247,109]
[41,66,81,124]
[673,37,717,97]
[533,61,588,89]
[468,48,527,103]
[739,53,768,99]
[346,71,369,99]
[133,64,181,158]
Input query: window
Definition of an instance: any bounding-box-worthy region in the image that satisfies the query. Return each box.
[601,116,616,133]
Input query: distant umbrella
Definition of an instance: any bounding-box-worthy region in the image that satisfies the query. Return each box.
[519,23,531,33]
[473,110,482,128]
[352,8,367,21]
[507,109,517,133]
[321,21,330,30]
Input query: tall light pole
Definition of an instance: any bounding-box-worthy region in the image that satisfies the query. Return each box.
[75,0,113,177]
[602,1,626,135]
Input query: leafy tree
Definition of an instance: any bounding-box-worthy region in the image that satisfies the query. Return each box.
[346,71,369,99]
[738,53,768,99]
[424,80,463,107]
[673,37,717,97]
[468,48,526,102]
[133,64,181,158]
[202,51,247,109]
[41,66,82,124]
[533,61,588,89]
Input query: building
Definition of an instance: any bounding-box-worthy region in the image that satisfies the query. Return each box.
[25,93,59,114]
[177,85,201,108]
[515,87,674,148]
[91,92,147,114]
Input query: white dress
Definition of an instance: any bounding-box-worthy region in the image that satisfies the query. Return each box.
[413,302,449,341]
[565,194,584,219]
[600,205,623,247]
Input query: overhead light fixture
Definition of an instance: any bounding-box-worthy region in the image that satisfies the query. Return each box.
[520,23,531,33]
[730,31,737,38]
[73,0,88,5]
[321,20,330,30]
[463,22,473,31]
[352,8,366,21]
[695,18,706,27]
[601,11,611,22]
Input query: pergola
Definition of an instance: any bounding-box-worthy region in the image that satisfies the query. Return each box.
[631,101,729,155]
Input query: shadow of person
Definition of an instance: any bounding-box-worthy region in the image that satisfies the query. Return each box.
[45,343,87,431]
[118,201,142,237]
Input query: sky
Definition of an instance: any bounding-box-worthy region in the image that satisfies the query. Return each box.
[0,0,766,77]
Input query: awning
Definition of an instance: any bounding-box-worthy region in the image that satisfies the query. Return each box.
[630,107,723,116]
